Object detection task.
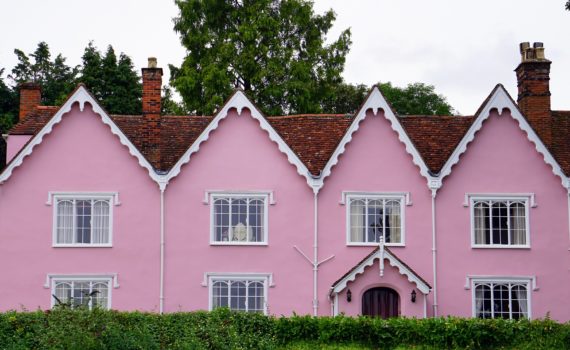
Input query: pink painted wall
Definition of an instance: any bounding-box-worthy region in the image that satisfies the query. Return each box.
[436,110,570,321]
[336,259,425,318]
[318,110,434,316]
[0,103,161,311]
[164,108,315,315]
[6,135,31,164]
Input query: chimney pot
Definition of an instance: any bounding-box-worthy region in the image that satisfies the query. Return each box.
[533,42,544,48]
[148,57,158,68]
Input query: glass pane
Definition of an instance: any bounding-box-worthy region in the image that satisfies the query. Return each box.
[56,200,74,244]
[367,200,383,243]
[384,200,401,243]
[247,281,264,313]
[350,199,366,242]
[473,202,490,244]
[212,281,229,309]
[92,200,110,244]
[214,199,230,242]
[91,282,109,309]
[231,199,248,242]
[230,281,246,311]
[54,282,72,306]
[76,200,92,244]
[491,202,508,245]
[509,202,526,245]
[493,284,510,319]
[73,281,91,308]
[249,199,264,242]
[475,284,492,318]
[511,284,528,319]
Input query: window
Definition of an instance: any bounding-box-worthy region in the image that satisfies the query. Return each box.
[208,275,268,314]
[471,198,529,247]
[53,195,113,246]
[211,194,268,244]
[51,277,111,310]
[473,280,529,319]
[347,195,404,245]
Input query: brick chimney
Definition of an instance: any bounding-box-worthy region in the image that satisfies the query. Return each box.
[142,57,163,167]
[19,82,42,121]
[515,42,552,144]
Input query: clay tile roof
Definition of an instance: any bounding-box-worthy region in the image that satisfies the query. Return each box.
[399,115,475,174]
[9,106,58,135]
[551,111,570,176]
[267,114,354,176]
[110,115,213,172]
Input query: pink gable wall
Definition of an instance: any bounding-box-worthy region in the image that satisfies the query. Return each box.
[436,109,570,320]
[318,110,434,316]
[6,135,32,164]
[0,103,160,311]
[164,108,315,315]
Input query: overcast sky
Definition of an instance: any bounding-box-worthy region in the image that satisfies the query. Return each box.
[1,0,568,115]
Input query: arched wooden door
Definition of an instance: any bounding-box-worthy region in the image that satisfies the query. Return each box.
[362,287,400,318]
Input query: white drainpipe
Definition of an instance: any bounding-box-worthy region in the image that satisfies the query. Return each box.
[159,184,166,314]
[431,188,438,317]
[313,191,319,316]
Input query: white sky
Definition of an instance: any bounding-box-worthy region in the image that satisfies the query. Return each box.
[1,0,568,115]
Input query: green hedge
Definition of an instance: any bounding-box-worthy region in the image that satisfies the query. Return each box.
[1,308,569,349]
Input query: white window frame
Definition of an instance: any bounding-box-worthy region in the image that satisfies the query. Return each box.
[50,193,116,247]
[204,273,270,315]
[468,195,531,249]
[343,192,407,247]
[209,192,269,246]
[470,277,532,319]
[49,275,114,310]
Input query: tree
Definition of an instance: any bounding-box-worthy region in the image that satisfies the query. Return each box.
[162,85,189,115]
[171,0,351,115]
[79,43,142,115]
[566,1,569,10]
[321,82,454,116]
[10,42,79,106]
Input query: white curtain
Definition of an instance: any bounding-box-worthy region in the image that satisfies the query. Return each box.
[92,201,110,244]
[474,284,487,318]
[57,200,74,244]
[350,200,365,242]
[510,203,526,245]
[387,200,401,243]
[474,202,488,244]
[513,285,528,318]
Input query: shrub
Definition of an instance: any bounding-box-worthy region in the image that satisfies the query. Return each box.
[0,309,569,349]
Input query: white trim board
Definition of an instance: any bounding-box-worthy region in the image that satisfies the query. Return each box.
[438,84,569,190]
[44,273,120,289]
[164,90,314,189]
[330,247,431,295]
[315,86,436,192]
[0,86,162,186]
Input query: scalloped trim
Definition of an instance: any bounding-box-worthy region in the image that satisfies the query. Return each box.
[316,87,434,192]
[438,85,569,189]
[0,86,161,185]
[331,248,431,295]
[164,91,313,188]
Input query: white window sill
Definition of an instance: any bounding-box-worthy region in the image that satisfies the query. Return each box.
[210,242,268,246]
[52,244,113,248]
[471,245,530,249]
[347,242,405,247]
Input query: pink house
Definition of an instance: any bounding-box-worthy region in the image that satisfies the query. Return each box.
[1,42,569,321]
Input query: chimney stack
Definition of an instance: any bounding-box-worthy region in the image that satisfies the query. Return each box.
[515,42,552,144]
[19,82,42,121]
[141,57,163,167]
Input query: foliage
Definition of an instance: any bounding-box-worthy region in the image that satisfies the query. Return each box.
[322,82,455,116]
[566,0,569,10]
[9,42,79,106]
[171,0,352,116]
[162,85,189,115]
[1,309,569,350]
[80,42,142,115]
